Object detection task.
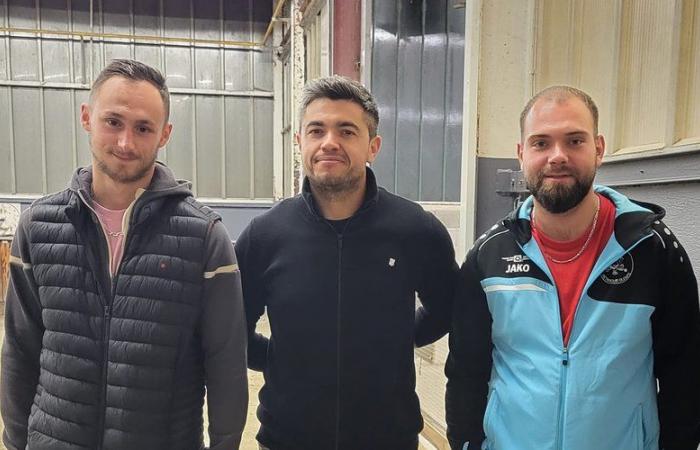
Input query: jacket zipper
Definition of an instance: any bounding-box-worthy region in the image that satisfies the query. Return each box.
[555,347,569,450]
[335,234,343,450]
[545,231,654,450]
[78,192,135,450]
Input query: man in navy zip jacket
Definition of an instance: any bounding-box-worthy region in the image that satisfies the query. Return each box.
[446,86,700,450]
[235,76,458,450]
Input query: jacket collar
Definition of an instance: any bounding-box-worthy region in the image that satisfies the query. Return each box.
[68,161,193,225]
[301,166,380,220]
[502,185,665,250]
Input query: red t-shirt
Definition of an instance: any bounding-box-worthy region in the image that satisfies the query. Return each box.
[531,193,615,346]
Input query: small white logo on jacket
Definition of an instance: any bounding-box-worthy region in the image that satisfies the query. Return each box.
[503,255,530,273]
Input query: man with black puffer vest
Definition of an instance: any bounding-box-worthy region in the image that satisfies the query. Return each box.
[236,75,458,450]
[1,59,248,450]
[446,85,700,450]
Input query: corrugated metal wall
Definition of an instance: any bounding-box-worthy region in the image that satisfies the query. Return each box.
[370,0,464,202]
[0,0,273,199]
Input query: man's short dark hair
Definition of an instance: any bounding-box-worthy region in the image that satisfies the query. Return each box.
[520,85,599,136]
[299,75,380,138]
[91,59,170,122]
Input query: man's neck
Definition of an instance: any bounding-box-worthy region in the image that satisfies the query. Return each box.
[311,184,366,220]
[533,191,599,241]
[91,169,152,210]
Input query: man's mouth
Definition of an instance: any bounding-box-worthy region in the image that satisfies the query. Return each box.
[314,156,346,164]
[111,151,138,161]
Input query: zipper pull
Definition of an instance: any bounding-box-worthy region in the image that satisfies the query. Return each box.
[104,305,111,320]
[562,347,569,366]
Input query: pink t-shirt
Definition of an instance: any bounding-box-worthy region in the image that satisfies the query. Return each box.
[93,201,127,276]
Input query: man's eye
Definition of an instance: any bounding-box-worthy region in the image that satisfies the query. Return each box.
[137,126,152,134]
[308,129,323,135]
[570,138,584,146]
[532,140,547,148]
[341,129,356,136]
[106,119,120,127]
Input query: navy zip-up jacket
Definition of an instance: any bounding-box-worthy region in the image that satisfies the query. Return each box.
[236,168,458,450]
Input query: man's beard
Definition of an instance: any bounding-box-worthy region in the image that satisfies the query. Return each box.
[308,168,363,198]
[526,168,595,213]
[92,148,157,184]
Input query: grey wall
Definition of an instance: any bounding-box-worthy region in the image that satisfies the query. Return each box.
[597,152,700,280]
[370,0,464,201]
[0,0,274,199]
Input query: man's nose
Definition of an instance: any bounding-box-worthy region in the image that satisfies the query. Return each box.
[117,128,134,149]
[320,130,340,150]
[548,142,568,164]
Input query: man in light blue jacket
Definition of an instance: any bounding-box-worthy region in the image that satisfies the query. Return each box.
[446,86,700,450]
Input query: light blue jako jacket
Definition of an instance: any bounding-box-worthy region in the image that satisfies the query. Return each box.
[445,187,700,450]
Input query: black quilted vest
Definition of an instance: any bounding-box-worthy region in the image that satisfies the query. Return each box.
[24,187,217,450]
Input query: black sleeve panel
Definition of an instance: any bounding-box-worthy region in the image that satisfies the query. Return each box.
[234,219,270,372]
[445,248,492,450]
[415,213,459,347]
[651,227,700,450]
[1,211,43,450]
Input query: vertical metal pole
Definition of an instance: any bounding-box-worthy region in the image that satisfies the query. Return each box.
[392,0,400,194]
[360,0,372,86]
[459,0,482,256]
[441,0,450,201]
[248,0,255,198]
[89,0,94,82]
[98,0,104,67]
[129,0,135,59]
[291,0,305,194]
[219,0,226,198]
[67,0,78,170]
[4,0,16,193]
[158,0,166,165]
[272,15,284,200]
[417,0,425,201]
[36,0,48,193]
[189,0,197,195]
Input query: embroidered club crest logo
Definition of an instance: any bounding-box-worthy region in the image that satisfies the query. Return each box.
[601,254,634,285]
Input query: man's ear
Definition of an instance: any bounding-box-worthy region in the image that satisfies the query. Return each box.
[367,135,382,163]
[158,122,173,148]
[594,134,606,167]
[516,142,524,168]
[80,103,92,132]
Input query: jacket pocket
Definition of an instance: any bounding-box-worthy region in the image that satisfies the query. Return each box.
[635,404,645,450]
[483,389,500,448]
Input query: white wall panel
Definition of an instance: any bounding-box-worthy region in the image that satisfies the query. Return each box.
[477,0,531,159]
[614,0,681,154]
[676,0,700,145]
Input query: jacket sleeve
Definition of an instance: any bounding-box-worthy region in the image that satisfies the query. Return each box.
[201,221,248,450]
[414,213,459,347]
[1,210,43,450]
[445,248,492,450]
[234,219,270,372]
[651,225,700,450]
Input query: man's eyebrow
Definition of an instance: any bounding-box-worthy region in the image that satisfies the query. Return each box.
[337,121,360,130]
[101,111,156,126]
[527,134,550,140]
[305,120,325,128]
